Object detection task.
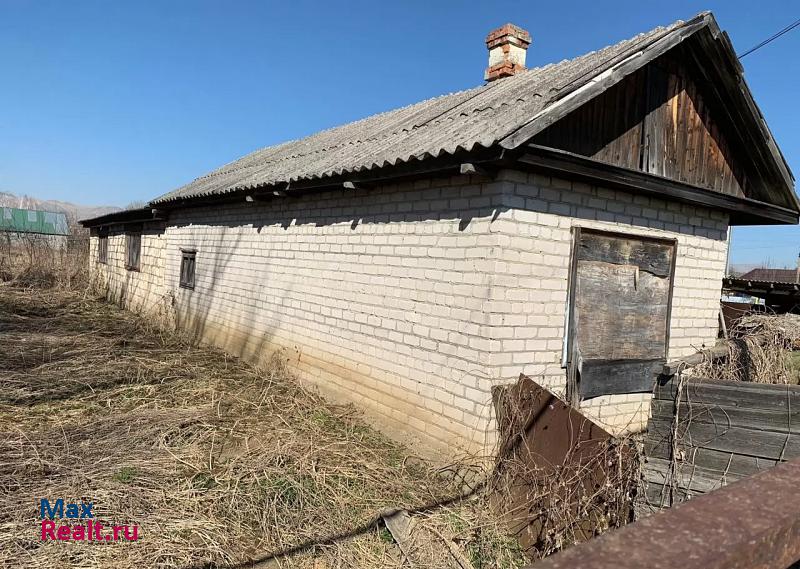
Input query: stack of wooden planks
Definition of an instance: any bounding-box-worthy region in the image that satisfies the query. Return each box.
[640,374,800,513]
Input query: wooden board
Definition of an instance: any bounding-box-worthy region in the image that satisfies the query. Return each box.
[579,359,661,398]
[531,71,645,171]
[648,56,747,197]
[641,375,800,512]
[643,457,744,494]
[650,398,800,434]
[577,232,674,277]
[571,230,674,400]
[643,442,778,478]
[647,417,800,461]
[653,377,800,411]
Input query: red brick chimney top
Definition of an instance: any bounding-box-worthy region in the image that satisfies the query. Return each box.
[484,23,532,82]
[485,23,532,50]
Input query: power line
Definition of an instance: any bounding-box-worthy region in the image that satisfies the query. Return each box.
[738,17,800,58]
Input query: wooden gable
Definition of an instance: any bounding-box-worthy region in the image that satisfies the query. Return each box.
[531,52,755,201]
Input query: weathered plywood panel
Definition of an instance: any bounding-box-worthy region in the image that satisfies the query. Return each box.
[577,232,673,277]
[574,233,674,361]
[571,231,674,399]
[576,262,670,360]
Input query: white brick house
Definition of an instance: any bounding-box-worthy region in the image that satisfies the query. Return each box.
[82,13,798,457]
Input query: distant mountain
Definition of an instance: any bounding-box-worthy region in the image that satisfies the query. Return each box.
[0,192,122,223]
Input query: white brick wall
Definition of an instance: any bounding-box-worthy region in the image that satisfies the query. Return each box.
[487,170,728,435]
[161,176,505,456]
[88,169,728,455]
[90,224,169,319]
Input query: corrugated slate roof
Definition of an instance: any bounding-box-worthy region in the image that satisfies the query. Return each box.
[152,16,694,205]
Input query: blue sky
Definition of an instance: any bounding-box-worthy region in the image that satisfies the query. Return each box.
[0,1,798,266]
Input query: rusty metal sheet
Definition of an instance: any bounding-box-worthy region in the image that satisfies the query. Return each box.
[491,375,635,559]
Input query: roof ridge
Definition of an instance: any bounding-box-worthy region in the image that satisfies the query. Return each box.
[152,13,720,204]
[192,84,491,184]
[191,22,686,186]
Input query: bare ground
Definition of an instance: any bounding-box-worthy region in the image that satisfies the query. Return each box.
[0,287,524,568]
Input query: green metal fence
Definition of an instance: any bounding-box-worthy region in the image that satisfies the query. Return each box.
[0,207,69,235]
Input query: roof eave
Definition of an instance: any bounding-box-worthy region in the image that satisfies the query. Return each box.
[519,144,799,226]
[79,207,166,228]
[149,147,510,209]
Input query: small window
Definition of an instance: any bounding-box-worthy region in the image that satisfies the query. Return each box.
[180,250,196,289]
[125,232,141,271]
[98,234,108,264]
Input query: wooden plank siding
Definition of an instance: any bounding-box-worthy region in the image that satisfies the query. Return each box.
[532,54,749,199]
[639,375,800,515]
[533,71,645,172]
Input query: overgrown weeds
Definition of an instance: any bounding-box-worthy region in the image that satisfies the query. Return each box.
[0,287,525,568]
[0,227,88,290]
[490,378,640,561]
[689,312,800,384]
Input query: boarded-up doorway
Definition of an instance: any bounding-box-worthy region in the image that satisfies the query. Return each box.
[566,229,676,403]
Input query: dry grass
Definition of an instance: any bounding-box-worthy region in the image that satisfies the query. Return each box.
[491,440,638,560]
[689,312,800,384]
[0,287,525,568]
[0,230,89,289]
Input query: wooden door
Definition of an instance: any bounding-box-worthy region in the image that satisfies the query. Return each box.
[567,229,676,401]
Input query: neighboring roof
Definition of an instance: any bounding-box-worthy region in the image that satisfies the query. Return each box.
[0,207,69,236]
[723,276,800,305]
[738,268,798,283]
[151,13,708,206]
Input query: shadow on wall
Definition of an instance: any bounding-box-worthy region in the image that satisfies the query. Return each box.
[163,176,724,364]
[168,179,505,234]
[170,225,290,371]
[151,175,725,453]
[104,225,170,321]
[166,179,511,369]
[167,176,725,242]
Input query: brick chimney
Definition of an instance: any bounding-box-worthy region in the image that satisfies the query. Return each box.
[484,23,531,82]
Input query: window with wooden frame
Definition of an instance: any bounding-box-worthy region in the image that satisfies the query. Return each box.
[564,228,676,404]
[125,231,141,271]
[98,230,108,264]
[179,249,196,290]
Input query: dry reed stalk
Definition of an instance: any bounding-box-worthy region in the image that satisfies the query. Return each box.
[0,225,89,290]
[689,312,800,384]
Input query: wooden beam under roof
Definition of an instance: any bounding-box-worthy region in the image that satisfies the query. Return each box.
[519,144,799,225]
